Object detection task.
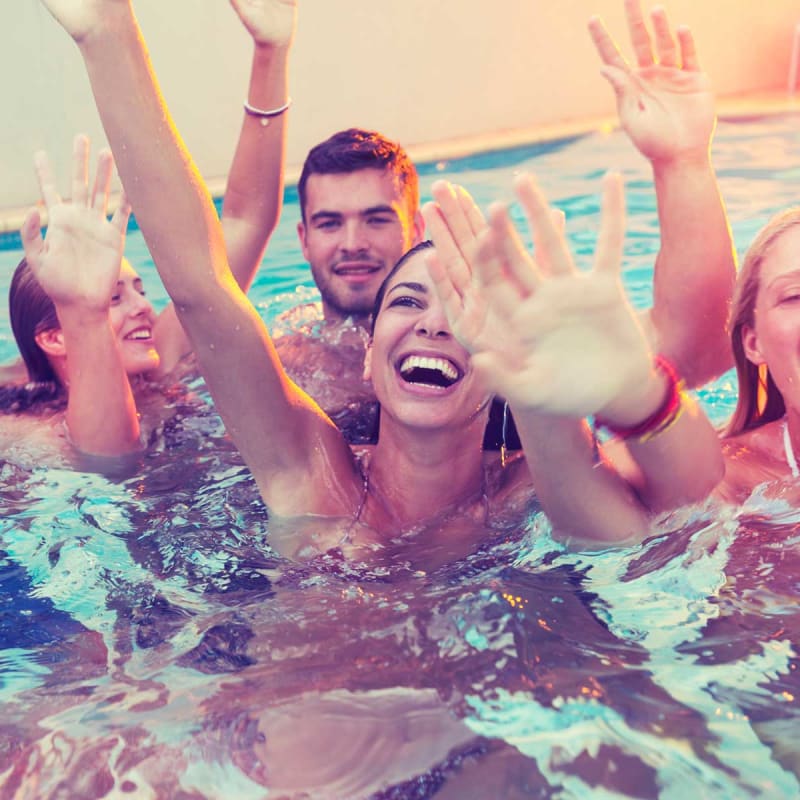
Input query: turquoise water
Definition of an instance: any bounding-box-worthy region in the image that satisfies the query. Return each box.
[1,117,800,797]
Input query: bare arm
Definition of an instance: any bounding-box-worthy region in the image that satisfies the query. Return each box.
[153,0,296,375]
[20,136,140,457]
[589,0,736,388]
[423,174,723,545]
[41,0,356,515]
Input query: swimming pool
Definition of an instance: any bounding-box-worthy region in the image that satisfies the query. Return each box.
[1,116,800,797]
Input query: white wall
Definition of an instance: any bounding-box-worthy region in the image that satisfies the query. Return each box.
[2,1,797,212]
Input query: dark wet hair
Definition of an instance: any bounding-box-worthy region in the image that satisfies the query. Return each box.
[297,128,418,224]
[9,257,60,385]
[369,240,434,336]
[0,380,64,415]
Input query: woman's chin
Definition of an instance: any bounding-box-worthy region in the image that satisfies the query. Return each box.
[125,350,161,379]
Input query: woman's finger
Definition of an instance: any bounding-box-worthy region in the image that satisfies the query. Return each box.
[650,7,677,67]
[34,150,61,211]
[592,172,626,278]
[20,208,45,262]
[587,15,628,70]
[111,190,132,235]
[422,200,472,300]
[513,174,574,278]
[424,247,466,325]
[429,180,482,256]
[624,0,654,68]
[71,133,90,208]
[486,202,539,294]
[455,185,487,238]
[677,25,700,71]
[91,148,114,216]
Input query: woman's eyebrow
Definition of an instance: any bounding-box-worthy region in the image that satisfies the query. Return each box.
[766,270,800,290]
[388,281,427,295]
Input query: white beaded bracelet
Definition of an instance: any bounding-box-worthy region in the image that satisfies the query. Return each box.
[243,97,292,126]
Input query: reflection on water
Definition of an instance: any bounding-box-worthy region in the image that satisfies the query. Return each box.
[2,396,800,797]
[2,117,800,796]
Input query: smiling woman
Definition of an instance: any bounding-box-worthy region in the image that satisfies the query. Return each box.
[0,0,295,467]
[719,209,800,502]
[0,137,147,464]
[10,255,160,391]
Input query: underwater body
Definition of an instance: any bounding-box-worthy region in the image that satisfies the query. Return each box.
[1,117,800,797]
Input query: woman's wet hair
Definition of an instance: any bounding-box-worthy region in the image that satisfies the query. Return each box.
[0,380,64,415]
[3,257,64,411]
[369,239,434,336]
[725,207,800,437]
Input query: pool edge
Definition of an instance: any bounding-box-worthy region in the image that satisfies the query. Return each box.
[2,92,798,242]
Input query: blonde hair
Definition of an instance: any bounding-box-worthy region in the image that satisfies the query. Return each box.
[725,207,800,437]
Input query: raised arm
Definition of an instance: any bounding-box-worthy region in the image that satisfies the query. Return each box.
[20,135,140,457]
[40,0,356,515]
[589,0,736,387]
[151,0,297,375]
[423,175,723,545]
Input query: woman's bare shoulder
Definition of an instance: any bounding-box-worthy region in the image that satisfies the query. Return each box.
[0,410,74,469]
[718,421,785,504]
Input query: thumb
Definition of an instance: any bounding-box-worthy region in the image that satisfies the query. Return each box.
[20,208,45,264]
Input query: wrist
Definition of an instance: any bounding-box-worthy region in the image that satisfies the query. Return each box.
[252,39,292,60]
[650,148,712,176]
[595,356,685,440]
[74,2,137,49]
[54,300,112,328]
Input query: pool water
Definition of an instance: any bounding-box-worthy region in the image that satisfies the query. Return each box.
[1,116,800,798]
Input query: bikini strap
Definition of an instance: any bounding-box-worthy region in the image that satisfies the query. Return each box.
[783,420,800,478]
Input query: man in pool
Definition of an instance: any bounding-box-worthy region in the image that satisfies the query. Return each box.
[273,0,736,443]
[271,128,423,437]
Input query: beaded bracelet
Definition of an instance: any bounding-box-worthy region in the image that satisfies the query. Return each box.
[595,355,686,444]
[243,97,292,126]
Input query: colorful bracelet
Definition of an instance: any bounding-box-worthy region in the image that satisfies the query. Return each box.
[595,355,686,444]
[243,97,292,126]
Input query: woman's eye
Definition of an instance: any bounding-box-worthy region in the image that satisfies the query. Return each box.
[388,296,422,309]
[780,292,800,304]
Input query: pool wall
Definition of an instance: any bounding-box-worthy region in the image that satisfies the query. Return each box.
[2,0,798,216]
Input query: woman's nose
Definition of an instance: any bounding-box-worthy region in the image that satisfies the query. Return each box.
[129,292,154,317]
[414,307,450,339]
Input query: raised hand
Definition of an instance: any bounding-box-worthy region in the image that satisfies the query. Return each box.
[428,172,655,421]
[229,0,297,47]
[588,0,714,163]
[21,134,131,316]
[421,181,492,348]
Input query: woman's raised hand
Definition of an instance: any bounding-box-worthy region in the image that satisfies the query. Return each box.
[421,182,491,350]
[588,0,714,163]
[229,0,297,47]
[20,134,131,316]
[426,172,656,420]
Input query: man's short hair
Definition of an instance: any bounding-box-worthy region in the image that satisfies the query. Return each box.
[297,128,419,223]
